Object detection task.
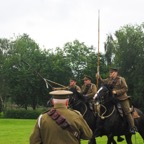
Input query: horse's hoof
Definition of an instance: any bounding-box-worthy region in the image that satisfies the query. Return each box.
[117,136,124,142]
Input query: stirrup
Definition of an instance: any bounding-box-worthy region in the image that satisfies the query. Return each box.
[130,128,135,134]
[129,127,137,134]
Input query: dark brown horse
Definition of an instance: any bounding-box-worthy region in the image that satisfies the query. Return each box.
[93,84,144,144]
[68,90,121,144]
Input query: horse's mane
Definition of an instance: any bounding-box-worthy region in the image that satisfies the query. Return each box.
[102,84,113,91]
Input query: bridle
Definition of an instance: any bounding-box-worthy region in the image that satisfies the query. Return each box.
[94,86,116,119]
[97,104,116,119]
[69,96,88,117]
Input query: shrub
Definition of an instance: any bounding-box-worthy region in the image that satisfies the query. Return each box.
[3,109,47,119]
[0,112,4,118]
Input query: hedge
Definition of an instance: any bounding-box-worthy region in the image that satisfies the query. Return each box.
[3,109,47,119]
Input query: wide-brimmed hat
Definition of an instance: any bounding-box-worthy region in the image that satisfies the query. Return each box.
[49,90,73,99]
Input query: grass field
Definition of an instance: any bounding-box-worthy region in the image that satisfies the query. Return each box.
[0,119,143,144]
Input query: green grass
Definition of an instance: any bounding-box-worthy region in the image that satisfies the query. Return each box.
[0,119,35,144]
[0,119,143,144]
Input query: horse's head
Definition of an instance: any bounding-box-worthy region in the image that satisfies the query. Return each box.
[68,91,84,108]
[93,84,116,119]
[68,94,77,107]
[94,84,113,105]
[69,91,97,131]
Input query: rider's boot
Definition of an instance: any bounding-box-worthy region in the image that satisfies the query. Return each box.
[126,114,137,134]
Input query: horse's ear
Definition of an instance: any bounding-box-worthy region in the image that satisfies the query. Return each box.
[100,84,105,87]
[103,84,113,90]
[100,84,113,90]
[102,84,109,88]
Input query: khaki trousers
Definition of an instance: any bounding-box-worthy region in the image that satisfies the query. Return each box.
[120,99,135,128]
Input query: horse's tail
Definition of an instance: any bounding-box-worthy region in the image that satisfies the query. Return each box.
[138,114,144,140]
[135,108,144,140]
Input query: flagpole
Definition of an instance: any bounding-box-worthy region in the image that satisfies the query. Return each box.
[97,10,100,88]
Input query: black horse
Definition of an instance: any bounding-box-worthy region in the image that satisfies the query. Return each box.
[93,84,144,144]
[68,90,121,144]
[69,91,98,144]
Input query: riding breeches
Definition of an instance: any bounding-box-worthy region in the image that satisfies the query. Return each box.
[120,99,135,128]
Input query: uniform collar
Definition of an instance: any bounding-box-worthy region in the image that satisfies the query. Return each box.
[69,85,76,88]
[54,103,67,109]
[110,76,118,80]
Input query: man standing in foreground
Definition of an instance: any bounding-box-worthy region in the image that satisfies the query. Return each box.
[30,90,93,144]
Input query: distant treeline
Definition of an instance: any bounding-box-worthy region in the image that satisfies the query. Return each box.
[0,23,144,111]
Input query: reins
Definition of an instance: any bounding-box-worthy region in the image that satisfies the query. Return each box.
[69,99,88,117]
[97,104,116,119]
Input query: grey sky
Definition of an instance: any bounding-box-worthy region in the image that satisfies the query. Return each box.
[0,0,144,52]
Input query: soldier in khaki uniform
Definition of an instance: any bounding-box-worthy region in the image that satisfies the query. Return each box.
[96,68,137,134]
[30,90,93,144]
[68,78,81,95]
[81,75,97,110]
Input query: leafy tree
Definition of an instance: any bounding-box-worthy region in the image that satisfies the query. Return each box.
[2,34,49,110]
[45,47,73,87]
[104,23,144,110]
[0,97,4,112]
[104,34,115,67]
[63,40,95,84]
[0,38,12,103]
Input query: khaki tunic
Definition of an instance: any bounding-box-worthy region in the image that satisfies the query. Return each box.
[30,103,93,144]
[100,76,135,127]
[100,76,129,100]
[81,83,97,99]
[68,85,81,93]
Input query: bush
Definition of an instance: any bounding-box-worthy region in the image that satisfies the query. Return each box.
[0,112,4,118]
[3,109,47,119]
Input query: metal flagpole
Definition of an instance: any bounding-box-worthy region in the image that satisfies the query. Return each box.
[97,10,100,88]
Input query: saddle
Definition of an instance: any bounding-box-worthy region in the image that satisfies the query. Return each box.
[116,103,140,118]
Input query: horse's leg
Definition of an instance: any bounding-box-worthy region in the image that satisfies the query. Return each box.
[107,134,117,144]
[135,110,144,139]
[125,134,132,144]
[88,127,103,144]
[117,136,124,142]
[111,138,117,144]
[88,138,96,144]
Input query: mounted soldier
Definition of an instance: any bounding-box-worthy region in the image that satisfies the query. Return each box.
[96,67,137,134]
[81,75,97,110]
[68,78,81,97]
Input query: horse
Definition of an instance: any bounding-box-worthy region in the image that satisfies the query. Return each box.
[68,90,122,144]
[93,84,144,144]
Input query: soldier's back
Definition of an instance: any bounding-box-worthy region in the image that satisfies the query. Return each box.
[39,108,84,144]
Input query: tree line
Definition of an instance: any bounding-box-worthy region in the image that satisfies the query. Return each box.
[0,23,144,111]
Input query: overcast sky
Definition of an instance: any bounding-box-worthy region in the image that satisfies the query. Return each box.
[0,0,144,52]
